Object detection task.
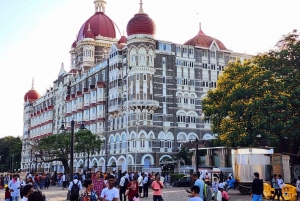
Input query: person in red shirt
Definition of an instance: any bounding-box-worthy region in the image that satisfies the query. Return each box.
[127,177,139,201]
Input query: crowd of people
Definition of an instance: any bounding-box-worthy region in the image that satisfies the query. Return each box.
[2,169,295,201]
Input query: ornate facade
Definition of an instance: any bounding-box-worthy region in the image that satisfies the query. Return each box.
[21,0,252,173]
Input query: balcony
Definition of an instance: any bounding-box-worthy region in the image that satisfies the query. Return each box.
[124,100,159,110]
[108,105,122,113]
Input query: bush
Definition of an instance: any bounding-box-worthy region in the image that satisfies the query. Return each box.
[171,174,185,182]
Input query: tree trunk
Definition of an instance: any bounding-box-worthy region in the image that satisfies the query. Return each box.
[61,158,69,173]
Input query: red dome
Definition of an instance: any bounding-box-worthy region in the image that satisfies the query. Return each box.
[84,28,95,39]
[24,89,40,102]
[71,40,76,49]
[77,12,116,41]
[118,35,127,44]
[126,13,156,36]
[184,29,227,50]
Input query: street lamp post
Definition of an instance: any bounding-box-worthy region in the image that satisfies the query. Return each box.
[60,120,85,180]
[70,120,75,179]
[195,138,199,173]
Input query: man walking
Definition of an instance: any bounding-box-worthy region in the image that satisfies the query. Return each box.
[93,171,105,200]
[192,173,204,200]
[101,175,119,201]
[251,172,263,201]
[142,173,149,198]
[68,175,83,201]
[138,173,144,197]
[8,174,21,201]
[119,173,128,201]
[151,174,164,201]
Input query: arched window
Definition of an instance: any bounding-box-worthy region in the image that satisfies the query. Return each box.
[122,135,126,151]
[110,136,114,151]
[140,134,146,148]
[116,135,120,151]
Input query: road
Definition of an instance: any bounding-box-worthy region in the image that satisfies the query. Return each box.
[0,186,252,201]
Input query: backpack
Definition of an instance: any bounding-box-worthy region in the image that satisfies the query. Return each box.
[124,177,129,187]
[71,180,80,198]
[204,183,213,201]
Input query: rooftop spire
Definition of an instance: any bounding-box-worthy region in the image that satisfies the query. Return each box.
[139,0,144,14]
[31,78,34,90]
[199,22,201,31]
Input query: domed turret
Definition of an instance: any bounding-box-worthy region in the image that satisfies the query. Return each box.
[118,35,127,44]
[24,78,40,102]
[126,0,156,36]
[71,40,76,49]
[84,24,95,39]
[184,26,228,50]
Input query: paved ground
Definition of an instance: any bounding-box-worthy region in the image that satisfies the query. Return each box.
[0,186,252,201]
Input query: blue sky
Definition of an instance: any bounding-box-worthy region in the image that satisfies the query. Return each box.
[0,0,299,137]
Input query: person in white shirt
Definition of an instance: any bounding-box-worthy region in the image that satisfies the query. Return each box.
[62,173,66,190]
[119,173,127,201]
[68,175,83,201]
[9,174,21,201]
[138,174,144,197]
[21,185,33,201]
[101,175,119,201]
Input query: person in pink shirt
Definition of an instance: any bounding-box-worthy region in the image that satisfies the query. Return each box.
[151,174,164,201]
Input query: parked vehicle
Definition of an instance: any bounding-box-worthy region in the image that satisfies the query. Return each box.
[231,148,274,195]
[172,176,192,187]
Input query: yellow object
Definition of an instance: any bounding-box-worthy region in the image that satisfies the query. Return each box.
[263,183,297,201]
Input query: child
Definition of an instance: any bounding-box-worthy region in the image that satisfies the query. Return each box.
[5,187,11,201]
[189,185,203,201]
[219,185,229,201]
[133,193,140,201]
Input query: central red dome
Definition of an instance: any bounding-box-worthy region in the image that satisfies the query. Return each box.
[127,13,156,36]
[77,12,116,41]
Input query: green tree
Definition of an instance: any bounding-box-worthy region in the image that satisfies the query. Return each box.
[175,147,193,165]
[74,130,103,171]
[203,30,300,154]
[31,132,71,172]
[0,136,22,172]
[254,30,300,154]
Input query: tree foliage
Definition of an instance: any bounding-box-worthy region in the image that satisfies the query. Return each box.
[74,130,103,170]
[31,132,71,172]
[0,136,22,172]
[203,30,300,153]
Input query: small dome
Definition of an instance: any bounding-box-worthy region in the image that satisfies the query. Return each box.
[184,29,227,50]
[126,1,156,37]
[118,35,127,44]
[24,89,40,102]
[77,12,116,41]
[71,40,76,49]
[84,26,95,39]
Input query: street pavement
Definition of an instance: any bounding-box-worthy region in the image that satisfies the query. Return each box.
[0,186,252,201]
